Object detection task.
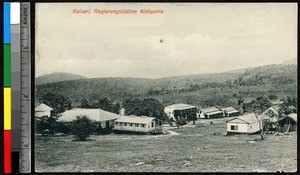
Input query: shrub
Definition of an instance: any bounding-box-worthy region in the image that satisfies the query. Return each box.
[56,122,72,134]
[176,117,187,128]
[36,115,59,136]
[71,116,93,141]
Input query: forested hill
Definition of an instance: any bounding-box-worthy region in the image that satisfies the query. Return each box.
[36,72,86,85]
[36,64,297,108]
[280,58,297,65]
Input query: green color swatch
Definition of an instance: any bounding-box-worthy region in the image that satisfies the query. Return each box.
[4,44,11,87]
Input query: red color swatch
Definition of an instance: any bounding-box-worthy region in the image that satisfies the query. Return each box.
[4,130,11,173]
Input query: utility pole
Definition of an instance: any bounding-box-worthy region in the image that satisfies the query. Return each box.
[255,113,264,140]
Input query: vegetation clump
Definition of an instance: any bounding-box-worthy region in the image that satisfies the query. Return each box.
[71,116,94,141]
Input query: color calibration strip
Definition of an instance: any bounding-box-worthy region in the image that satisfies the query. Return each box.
[4,2,21,174]
[4,2,12,174]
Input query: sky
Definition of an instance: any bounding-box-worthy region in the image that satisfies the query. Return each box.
[35,3,297,78]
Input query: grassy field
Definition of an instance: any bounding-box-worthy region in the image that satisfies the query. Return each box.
[35,118,297,173]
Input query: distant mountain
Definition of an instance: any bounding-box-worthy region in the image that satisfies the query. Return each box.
[36,72,86,85]
[36,64,296,108]
[280,58,297,65]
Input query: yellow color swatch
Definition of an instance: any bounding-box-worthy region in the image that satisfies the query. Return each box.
[4,88,11,130]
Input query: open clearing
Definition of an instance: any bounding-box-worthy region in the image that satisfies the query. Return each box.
[35,118,297,172]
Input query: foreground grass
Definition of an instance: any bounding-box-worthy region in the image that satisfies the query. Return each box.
[35,119,297,172]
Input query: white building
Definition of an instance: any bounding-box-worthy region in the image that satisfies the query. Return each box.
[164,103,197,121]
[114,115,162,133]
[58,108,120,129]
[35,103,53,117]
[226,113,262,135]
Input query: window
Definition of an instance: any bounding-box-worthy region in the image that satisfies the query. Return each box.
[231,125,238,131]
[136,124,139,127]
[142,124,145,128]
[130,123,133,127]
[250,126,252,129]
[125,123,128,126]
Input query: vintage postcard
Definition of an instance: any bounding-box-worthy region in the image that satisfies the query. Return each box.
[34,3,297,173]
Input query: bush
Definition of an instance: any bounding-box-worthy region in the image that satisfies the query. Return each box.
[56,122,72,134]
[176,117,187,128]
[71,116,94,141]
[36,115,59,136]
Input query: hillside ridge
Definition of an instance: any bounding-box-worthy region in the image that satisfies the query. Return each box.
[36,64,296,108]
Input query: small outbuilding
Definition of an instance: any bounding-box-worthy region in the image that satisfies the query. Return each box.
[226,113,262,135]
[277,113,297,132]
[35,103,53,117]
[114,115,162,134]
[199,107,223,119]
[221,107,239,117]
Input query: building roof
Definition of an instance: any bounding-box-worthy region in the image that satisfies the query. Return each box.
[261,105,279,116]
[270,99,284,105]
[115,115,156,124]
[206,110,223,115]
[271,105,279,112]
[278,113,297,123]
[201,107,222,114]
[221,107,239,113]
[35,103,53,112]
[165,103,196,110]
[288,113,297,122]
[227,113,260,124]
[58,108,120,122]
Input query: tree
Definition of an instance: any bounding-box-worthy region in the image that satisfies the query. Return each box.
[71,116,94,141]
[40,93,72,116]
[80,98,91,108]
[56,122,72,134]
[176,117,187,131]
[123,98,168,121]
[278,96,297,117]
[237,98,244,105]
[36,115,59,136]
[268,94,278,100]
[147,88,162,96]
[254,114,265,140]
[242,97,272,114]
[91,98,121,114]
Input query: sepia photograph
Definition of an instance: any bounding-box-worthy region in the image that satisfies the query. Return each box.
[34,3,297,172]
